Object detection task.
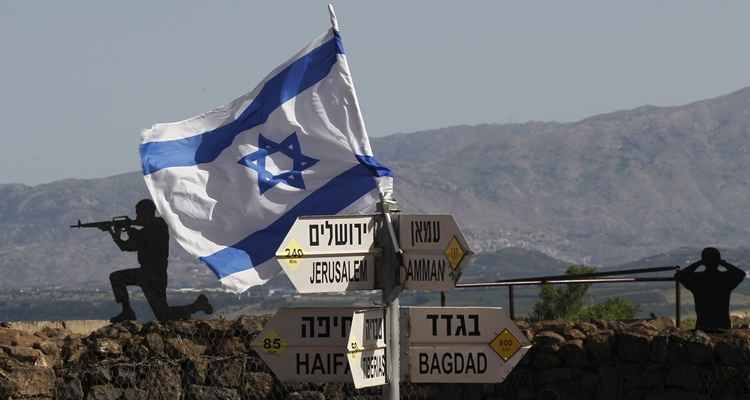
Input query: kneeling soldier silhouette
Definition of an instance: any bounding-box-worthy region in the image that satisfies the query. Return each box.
[675,247,745,331]
[109,199,213,323]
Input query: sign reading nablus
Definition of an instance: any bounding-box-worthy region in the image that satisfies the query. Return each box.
[399,215,473,291]
[407,307,531,383]
[276,215,379,293]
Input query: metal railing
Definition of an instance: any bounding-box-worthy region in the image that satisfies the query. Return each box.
[451,266,682,326]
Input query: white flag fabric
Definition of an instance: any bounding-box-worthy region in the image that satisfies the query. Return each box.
[139,25,392,292]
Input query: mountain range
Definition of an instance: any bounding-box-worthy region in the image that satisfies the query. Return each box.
[1,86,749,289]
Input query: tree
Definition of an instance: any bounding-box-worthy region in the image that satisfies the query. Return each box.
[574,297,640,320]
[530,265,595,321]
[530,265,640,321]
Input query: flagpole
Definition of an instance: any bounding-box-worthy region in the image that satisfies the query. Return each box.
[327,6,400,398]
[328,3,340,31]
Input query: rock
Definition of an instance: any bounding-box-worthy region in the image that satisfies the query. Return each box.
[240,372,277,400]
[575,322,598,336]
[617,332,651,363]
[3,345,48,366]
[143,361,182,400]
[715,341,747,365]
[532,349,561,369]
[211,336,246,355]
[121,388,147,400]
[564,328,586,341]
[650,335,669,363]
[534,331,566,350]
[580,372,599,393]
[34,340,59,356]
[645,389,707,400]
[0,328,37,347]
[642,365,665,390]
[584,334,612,363]
[85,385,122,400]
[536,367,574,385]
[648,317,676,330]
[232,316,263,335]
[0,366,55,398]
[85,365,112,386]
[558,340,586,367]
[94,325,132,341]
[93,338,121,357]
[123,342,150,362]
[597,366,618,400]
[145,332,164,354]
[667,337,687,364]
[665,365,701,392]
[515,320,530,330]
[536,321,572,336]
[186,385,241,400]
[112,364,138,388]
[684,331,713,364]
[183,357,209,385]
[208,357,244,387]
[165,337,207,359]
[119,320,144,335]
[627,320,660,337]
[618,364,646,393]
[288,391,326,400]
[62,336,86,364]
[171,320,198,337]
[57,375,84,400]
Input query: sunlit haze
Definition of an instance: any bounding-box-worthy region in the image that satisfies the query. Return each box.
[1,1,749,184]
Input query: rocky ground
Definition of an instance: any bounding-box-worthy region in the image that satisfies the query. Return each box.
[1,317,750,399]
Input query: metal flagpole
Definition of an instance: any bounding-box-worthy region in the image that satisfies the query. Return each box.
[328,6,400,397]
[379,197,402,400]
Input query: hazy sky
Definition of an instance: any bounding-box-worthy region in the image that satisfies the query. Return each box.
[2,1,749,185]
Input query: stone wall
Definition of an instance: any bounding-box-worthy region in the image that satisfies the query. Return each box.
[0,317,749,400]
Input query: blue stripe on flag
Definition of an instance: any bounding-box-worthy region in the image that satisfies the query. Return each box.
[140,32,344,175]
[200,162,377,279]
[355,154,393,177]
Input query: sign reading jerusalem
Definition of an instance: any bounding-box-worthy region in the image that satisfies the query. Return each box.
[407,307,531,383]
[276,215,379,293]
[399,215,473,291]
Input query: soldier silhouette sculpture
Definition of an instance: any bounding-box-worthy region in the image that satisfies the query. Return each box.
[108,199,213,323]
[675,247,745,331]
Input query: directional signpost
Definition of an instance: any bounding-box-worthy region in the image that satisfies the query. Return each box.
[276,215,379,293]
[407,307,531,383]
[347,309,388,388]
[399,215,473,291]
[265,210,530,398]
[251,307,367,383]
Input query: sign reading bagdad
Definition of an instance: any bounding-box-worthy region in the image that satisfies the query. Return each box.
[408,307,531,383]
[276,215,379,293]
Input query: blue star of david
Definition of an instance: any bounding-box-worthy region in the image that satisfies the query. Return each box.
[238,132,319,194]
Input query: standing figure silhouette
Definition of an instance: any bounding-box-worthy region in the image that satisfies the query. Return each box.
[109,199,213,322]
[675,247,745,331]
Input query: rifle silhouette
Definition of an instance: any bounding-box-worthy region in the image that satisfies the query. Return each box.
[70,216,136,232]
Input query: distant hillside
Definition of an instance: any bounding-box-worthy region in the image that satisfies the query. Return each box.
[460,247,571,283]
[2,87,750,289]
[372,86,750,265]
[0,173,216,289]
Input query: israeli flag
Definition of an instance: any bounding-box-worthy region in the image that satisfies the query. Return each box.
[139,14,392,292]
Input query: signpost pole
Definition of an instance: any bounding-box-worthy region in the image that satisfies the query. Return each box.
[379,201,402,400]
